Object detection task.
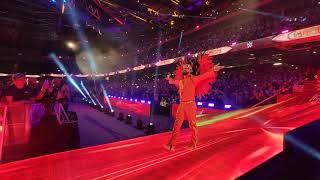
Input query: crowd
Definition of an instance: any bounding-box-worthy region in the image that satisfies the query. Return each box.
[0,74,74,161]
[132,1,320,65]
[1,0,319,109]
[0,63,316,110]
[100,64,314,109]
[0,74,71,111]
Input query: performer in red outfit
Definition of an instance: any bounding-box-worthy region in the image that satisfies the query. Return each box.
[164,54,224,151]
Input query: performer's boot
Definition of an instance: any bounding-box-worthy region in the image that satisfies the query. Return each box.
[164,144,175,151]
[185,143,197,150]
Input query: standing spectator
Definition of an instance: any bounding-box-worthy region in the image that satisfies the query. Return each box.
[5,73,35,103]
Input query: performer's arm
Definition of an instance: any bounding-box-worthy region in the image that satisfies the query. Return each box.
[194,63,224,86]
[166,74,179,86]
[35,80,50,101]
[194,71,216,86]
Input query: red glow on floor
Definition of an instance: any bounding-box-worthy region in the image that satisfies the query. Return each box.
[0,88,319,179]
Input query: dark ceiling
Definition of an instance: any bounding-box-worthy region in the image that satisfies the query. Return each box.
[0,0,315,74]
[0,0,239,65]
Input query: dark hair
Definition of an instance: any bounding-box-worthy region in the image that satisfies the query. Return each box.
[12,73,25,80]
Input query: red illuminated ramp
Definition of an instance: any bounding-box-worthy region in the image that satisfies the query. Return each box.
[0,82,319,180]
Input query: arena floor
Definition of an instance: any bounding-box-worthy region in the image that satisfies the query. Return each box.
[0,88,319,180]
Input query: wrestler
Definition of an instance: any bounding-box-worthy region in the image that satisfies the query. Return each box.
[164,54,224,151]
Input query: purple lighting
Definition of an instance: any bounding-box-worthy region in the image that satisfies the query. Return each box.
[108,95,152,105]
[187,6,193,11]
[282,30,289,34]
[231,42,237,46]
[195,1,203,6]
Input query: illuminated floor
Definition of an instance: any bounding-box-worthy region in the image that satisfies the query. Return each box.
[0,92,319,180]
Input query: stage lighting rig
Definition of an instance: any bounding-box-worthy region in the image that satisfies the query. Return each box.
[146,122,155,135]
[126,115,133,124]
[136,119,143,130]
[118,113,124,121]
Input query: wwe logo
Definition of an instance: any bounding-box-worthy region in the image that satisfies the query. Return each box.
[247,41,253,48]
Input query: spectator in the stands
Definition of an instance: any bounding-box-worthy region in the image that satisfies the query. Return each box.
[5,73,35,103]
[5,73,52,104]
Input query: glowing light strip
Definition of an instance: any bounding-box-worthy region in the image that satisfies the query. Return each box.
[118,69,128,74]
[76,143,176,179]
[155,59,175,66]
[197,109,251,127]
[263,127,294,130]
[75,74,89,77]
[235,96,297,119]
[133,65,145,71]
[49,73,66,77]
[25,75,41,78]
[0,73,9,77]
[272,25,320,42]
[87,142,146,154]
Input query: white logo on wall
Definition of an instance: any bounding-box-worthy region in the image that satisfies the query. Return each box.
[247,41,253,48]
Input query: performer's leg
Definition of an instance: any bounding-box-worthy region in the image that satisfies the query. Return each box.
[186,102,198,149]
[166,104,185,150]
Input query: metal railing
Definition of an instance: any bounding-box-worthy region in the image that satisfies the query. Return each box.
[0,106,8,163]
[0,102,74,163]
[55,103,76,124]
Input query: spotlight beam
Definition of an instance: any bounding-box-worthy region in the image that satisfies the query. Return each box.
[90,89,104,108]
[240,8,287,20]
[69,8,97,73]
[50,53,86,98]
[81,81,97,105]
[100,84,114,112]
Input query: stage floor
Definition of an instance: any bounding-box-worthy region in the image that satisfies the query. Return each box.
[0,92,319,180]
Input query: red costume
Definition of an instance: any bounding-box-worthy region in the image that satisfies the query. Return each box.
[166,54,218,150]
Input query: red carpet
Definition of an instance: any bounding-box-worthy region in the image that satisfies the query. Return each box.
[0,83,319,180]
